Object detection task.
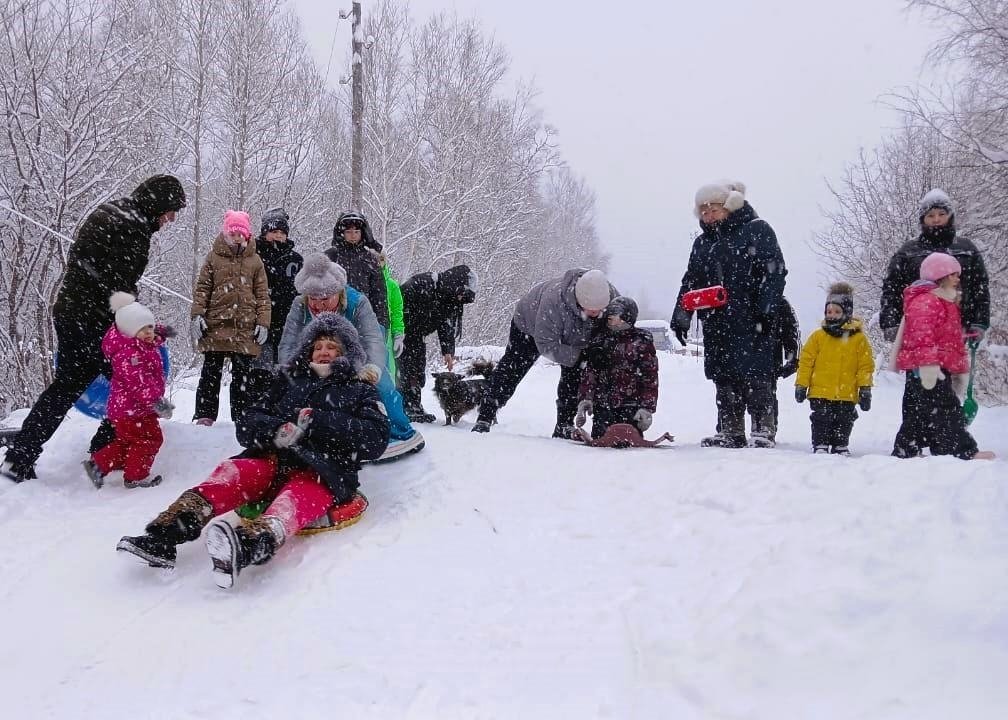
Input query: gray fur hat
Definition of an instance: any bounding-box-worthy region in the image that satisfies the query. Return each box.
[694,180,746,216]
[295,311,366,373]
[917,188,954,222]
[295,252,347,298]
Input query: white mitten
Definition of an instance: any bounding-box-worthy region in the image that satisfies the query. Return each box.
[575,400,593,428]
[358,363,381,385]
[253,324,269,345]
[918,364,944,390]
[274,422,304,448]
[191,316,208,339]
[633,408,653,431]
[296,407,314,431]
[393,335,404,357]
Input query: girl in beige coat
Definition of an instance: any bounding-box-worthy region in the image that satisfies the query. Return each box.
[190,210,270,426]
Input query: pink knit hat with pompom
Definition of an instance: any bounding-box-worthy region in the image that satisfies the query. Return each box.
[221,210,251,240]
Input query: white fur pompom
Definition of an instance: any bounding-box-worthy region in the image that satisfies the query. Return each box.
[109,291,136,313]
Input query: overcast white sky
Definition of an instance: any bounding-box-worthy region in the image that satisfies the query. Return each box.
[292,0,940,330]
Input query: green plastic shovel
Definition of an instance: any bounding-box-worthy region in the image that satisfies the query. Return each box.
[962,338,980,426]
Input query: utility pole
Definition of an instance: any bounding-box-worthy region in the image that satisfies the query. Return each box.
[350,1,363,211]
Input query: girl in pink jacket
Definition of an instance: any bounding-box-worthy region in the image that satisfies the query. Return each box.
[83,293,174,488]
[890,253,993,460]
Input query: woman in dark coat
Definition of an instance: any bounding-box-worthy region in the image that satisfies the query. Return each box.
[671,181,787,448]
[117,312,390,588]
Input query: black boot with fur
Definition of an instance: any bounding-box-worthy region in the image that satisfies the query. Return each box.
[117,490,214,569]
[205,516,284,589]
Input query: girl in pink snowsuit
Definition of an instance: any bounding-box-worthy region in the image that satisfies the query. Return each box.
[85,293,173,488]
[890,253,993,460]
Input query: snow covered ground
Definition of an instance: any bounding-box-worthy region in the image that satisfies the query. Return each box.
[1,351,1006,719]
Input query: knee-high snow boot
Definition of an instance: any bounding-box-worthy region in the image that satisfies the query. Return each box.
[205,515,285,589]
[117,490,215,569]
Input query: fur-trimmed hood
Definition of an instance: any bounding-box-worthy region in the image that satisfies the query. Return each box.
[291,311,366,374]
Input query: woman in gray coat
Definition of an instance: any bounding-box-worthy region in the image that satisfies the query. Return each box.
[473,268,617,438]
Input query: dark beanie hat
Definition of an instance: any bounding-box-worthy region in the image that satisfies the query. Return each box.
[260,207,290,236]
[605,296,639,327]
[132,174,186,218]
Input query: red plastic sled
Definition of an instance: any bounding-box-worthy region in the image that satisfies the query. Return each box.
[574,424,674,448]
[298,491,369,535]
[680,285,728,311]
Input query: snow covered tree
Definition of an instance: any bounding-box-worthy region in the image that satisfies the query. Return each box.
[0,0,166,412]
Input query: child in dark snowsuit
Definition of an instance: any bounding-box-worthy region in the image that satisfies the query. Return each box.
[117,312,390,588]
[575,296,659,439]
[83,293,173,489]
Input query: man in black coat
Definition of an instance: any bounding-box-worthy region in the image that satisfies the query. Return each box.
[880,189,990,341]
[1,175,186,482]
[255,207,304,367]
[672,181,787,449]
[398,265,477,422]
[324,211,388,326]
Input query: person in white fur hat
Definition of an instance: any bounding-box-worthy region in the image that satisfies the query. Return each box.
[473,268,618,437]
[671,180,788,448]
[81,293,174,489]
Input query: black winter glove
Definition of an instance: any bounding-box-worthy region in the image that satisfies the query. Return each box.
[755,314,772,335]
[882,326,898,343]
[795,386,808,404]
[777,358,798,379]
[858,387,872,412]
[671,307,692,347]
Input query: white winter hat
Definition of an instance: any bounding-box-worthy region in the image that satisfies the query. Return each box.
[574,269,611,311]
[110,292,155,337]
[694,180,746,216]
[295,253,348,298]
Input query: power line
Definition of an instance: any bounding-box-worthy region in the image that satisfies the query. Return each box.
[0,204,193,305]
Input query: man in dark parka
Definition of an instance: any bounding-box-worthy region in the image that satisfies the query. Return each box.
[671,181,787,448]
[2,175,186,482]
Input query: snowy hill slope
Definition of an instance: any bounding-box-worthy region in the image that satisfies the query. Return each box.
[1,352,1006,719]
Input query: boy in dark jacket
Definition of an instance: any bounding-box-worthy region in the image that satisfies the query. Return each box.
[398,265,478,422]
[256,207,304,367]
[575,297,659,439]
[117,312,390,588]
[325,211,388,325]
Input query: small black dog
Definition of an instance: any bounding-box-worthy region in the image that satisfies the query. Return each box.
[431,359,495,426]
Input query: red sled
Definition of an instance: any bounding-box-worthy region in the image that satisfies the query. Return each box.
[574,424,674,448]
[680,285,728,311]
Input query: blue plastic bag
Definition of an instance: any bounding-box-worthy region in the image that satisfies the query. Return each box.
[57,345,171,419]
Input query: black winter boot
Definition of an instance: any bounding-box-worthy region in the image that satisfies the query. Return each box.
[116,490,214,569]
[205,516,284,589]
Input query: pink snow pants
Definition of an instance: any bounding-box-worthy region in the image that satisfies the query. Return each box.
[92,416,163,483]
[194,457,334,537]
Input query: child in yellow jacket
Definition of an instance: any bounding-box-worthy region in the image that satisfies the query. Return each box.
[794,283,875,455]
